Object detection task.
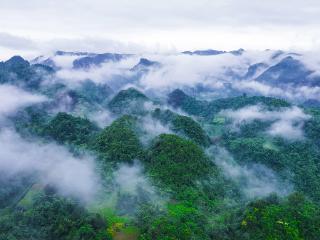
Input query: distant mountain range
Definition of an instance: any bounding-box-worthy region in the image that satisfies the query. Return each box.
[0,49,320,108]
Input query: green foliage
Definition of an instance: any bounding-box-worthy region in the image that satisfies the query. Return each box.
[168,89,208,117]
[94,115,143,163]
[152,108,211,147]
[0,191,110,240]
[225,137,286,171]
[0,174,34,209]
[223,134,320,201]
[3,83,320,240]
[168,89,290,120]
[43,112,99,146]
[304,109,320,146]
[239,193,320,240]
[172,115,211,147]
[146,134,214,192]
[137,202,209,240]
[108,88,149,114]
[76,80,113,106]
[13,106,50,137]
[0,56,53,89]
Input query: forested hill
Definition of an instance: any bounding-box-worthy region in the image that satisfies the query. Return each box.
[0,52,320,240]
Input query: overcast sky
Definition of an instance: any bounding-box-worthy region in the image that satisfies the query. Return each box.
[0,0,319,58]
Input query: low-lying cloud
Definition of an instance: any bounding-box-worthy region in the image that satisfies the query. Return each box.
[114,161,155,196]
[88,109,115,128]
[210,147,293,199]
[0,32,36,50]
[56,56,139,86]
[112,161,166,215]
[46,49,320,104]
[0,129,100,202]
[0,85,47,119]
[221,105,311,140]
[139,116,172,145]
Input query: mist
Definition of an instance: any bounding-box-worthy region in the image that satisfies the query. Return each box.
[55,56,139,86]
[209,147,293,199]
[138,115,172,146]
[0,129,101,203]
[0,84,47,119]
[98,160,167,216]
[87,110,114,128]
[35,49,320,105]
[114,161,155,196]
[220,105,311,140]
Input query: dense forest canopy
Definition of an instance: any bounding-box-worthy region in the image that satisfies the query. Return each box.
[0,50,320,240]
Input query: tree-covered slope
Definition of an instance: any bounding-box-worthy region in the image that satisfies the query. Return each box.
[43,112,100,146]
[1,57,320,240]
[108,88,150,115]
[168,89,290,120]
[152,108,211,147]
[145,134,214,192]
[94,115,143,163]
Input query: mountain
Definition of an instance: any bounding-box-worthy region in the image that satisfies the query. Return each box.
[73,53,132,69]
[244,62,269,79]
[0,56,54,89]
[257,56,320,86]
[55,50,95,56]
[168,89,290,119]
[182,48,245,56]
[182,49,226,56]
[131,58,160,72]
[152,108,211,147]
[108,87,150,114]
[1,50,320,240]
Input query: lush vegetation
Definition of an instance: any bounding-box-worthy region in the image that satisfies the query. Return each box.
[94,115,143,163]
[108,88,149,115]
[43,112,100,146]
[1,56,320,240]
[238,193,320,240]
[152,108,211,147]
[0,189,110,240]
[168,89,290,120]
[145,134,214,192]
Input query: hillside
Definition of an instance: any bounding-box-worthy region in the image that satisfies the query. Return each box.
[0,52,320,240]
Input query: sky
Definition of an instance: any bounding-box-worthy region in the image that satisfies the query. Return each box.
[0,0,320,58]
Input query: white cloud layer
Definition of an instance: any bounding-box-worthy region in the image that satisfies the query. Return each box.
[221,105,311,140]
[0,129,100,202]
[0,0,320,58]
[0,85,46,119]
[39,50,320,104]
[211,147,292,199]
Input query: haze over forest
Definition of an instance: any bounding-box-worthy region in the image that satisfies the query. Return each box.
[0,1,320,240]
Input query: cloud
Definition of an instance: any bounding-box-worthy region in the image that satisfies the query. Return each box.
[88,110,115,128]
[0,129,100,202]
[55,56,138,86]
[267,120,306,140]
[33,49,320,105]
[0,32,36,50]
[114,161,154,195]
[139,115,172,146]
[0,1,320,54]
[1,0,319,29]
[139,53,248,91]
[210,147,292,199]
[43,49,320,105]
[41,38,162,55]
[221,105,311,140]
[0,85,47,119]
[234,80,320,101]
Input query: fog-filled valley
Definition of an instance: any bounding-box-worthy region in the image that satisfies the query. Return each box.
[1,49,320,240]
